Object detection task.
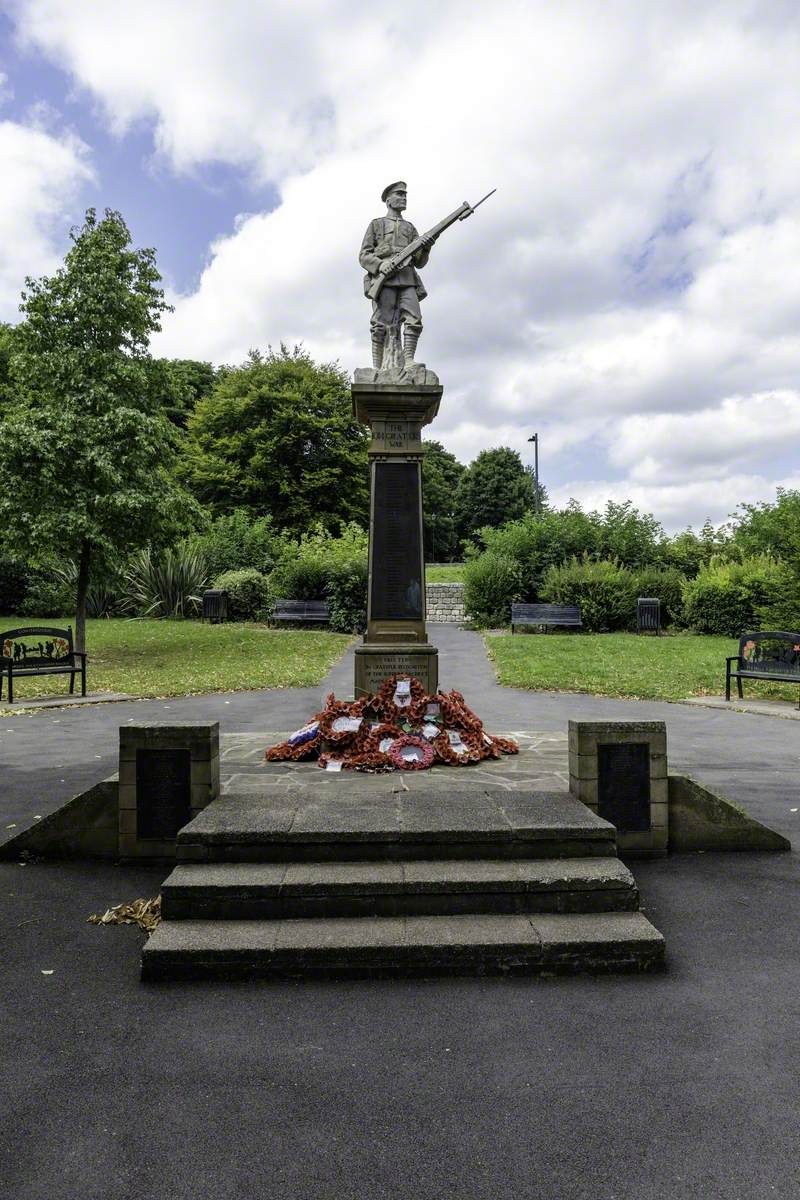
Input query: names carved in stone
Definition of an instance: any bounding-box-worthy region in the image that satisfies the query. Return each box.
[371,461,423,620]
[597,742,651,832]
[136,747,192,840]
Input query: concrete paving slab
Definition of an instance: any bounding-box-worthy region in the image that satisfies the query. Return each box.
[681,695,800,719]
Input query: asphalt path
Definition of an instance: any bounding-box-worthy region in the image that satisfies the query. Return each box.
[1,626,799,1199]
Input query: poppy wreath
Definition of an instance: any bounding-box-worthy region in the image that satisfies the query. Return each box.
[317,752,349,771]
[431,727,483,765]
[388,734,435,771]
[265,737,318,762]
[377,674,426,722]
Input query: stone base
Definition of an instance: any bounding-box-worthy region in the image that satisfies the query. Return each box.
[354,642,438,696]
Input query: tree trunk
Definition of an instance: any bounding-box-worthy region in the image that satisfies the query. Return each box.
[75,541,91,653]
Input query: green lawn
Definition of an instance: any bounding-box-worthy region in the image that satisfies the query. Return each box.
[1,618,352,702]
[426,564,465,583]
[485,631,800,703]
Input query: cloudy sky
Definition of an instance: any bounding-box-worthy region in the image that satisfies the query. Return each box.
[2,0,800,531]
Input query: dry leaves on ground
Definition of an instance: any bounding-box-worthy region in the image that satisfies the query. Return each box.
[87,896,161,933]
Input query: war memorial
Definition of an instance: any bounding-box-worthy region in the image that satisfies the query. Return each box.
[2,183,790,983]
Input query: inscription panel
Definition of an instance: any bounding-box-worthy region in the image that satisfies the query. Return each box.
[136,748,191,840]
[597,742,651,831]
[371,462,423,620]
[358,652,436,694]
[370,420,422,454]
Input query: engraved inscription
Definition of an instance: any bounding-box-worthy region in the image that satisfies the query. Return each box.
[136,748,191,840]
[371,420,422,452]
[371,462,423,620]
[361,654,434,692]
[597,742,651,832]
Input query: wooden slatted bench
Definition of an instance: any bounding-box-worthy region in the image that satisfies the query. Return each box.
[271,599,331,626]
[0,625,87,704]
[511,603,583,633]
[726,631,800,708]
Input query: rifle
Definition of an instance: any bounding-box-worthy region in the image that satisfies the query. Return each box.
[366,188,496,302]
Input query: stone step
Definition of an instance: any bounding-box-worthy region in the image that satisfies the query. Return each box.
[141,911,665,980]
[176,791,617,863]
[161,857,639,920]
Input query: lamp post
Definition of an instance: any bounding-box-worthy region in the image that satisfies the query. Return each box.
[528,433,540,515]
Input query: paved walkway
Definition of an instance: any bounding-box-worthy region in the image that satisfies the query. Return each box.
[2,624,798,842]
[1,625,799,1200]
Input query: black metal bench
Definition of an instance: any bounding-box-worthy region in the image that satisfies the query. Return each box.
[0,625,87,704]
[271,599,330,626]
[511,603,583,633]
[726,631,800,708]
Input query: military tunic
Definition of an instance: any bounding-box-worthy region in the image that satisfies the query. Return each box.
[359,214,430,336]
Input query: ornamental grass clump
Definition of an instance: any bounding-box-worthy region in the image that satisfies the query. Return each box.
[121,546,208,618]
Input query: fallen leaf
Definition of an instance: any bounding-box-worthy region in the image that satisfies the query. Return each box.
[87,896,161,934]
[41,969,54,975]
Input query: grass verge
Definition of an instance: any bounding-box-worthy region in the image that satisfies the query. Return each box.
[1,617,352,701]
[485,631,800,703]
[426,564,465,583]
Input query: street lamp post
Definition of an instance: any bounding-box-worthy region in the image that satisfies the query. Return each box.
[528,433,539,515]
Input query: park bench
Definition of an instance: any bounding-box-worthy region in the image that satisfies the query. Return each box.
[0,625,87,704]
[726,631,800,708]
[511,603,583,633]
[271,599,330,626]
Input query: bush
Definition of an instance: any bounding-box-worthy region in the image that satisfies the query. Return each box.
[540,558,638,632]
[326,560,368,633]
[185,510,281,578]
[122,546,208,618]
[18,568,74,618]
[681,555,785,637]
[463,553,524,626]
[0,555,30,614]
[214,568,272,621]
[632,566,686,627]
[756,563,800,629]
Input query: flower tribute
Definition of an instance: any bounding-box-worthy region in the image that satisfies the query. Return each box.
[265,675,518,772]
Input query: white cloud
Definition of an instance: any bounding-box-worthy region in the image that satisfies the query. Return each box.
[0,112,93,319]
[9,0,800,527]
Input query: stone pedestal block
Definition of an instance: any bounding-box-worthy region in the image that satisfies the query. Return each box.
[568,720,668,856]
[352,376,443,695]
[118,723,220,860]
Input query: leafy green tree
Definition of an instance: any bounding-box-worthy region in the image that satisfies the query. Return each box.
[729,489,800,562]
[0,208,196,649]
[0,322,18,414]
[454,446,534,543]
[179,346,370,535]
[421,440,465,561]
[147,357,216,428]
[595,500,663,568]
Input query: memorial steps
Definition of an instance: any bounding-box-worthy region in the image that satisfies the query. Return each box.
[142,790,665,980]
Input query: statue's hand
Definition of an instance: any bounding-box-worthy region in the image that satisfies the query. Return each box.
[419,233,436,250]
[379,260,394,276]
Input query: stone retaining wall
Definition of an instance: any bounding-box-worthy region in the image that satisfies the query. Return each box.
[427,583,465,624]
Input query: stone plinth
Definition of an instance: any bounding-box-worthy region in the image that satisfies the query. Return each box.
[568,721,668,857]
[352,374,443,696]
[118,723,220,860]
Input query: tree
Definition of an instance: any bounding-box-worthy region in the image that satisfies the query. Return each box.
[178,346,370,535]
[0,322,18,414]
[147,357,217,428]
[0,208,195,649]
[595,500,663,568]
[454,446,534,543]
[729,489,800,562]
[421,440,465,561]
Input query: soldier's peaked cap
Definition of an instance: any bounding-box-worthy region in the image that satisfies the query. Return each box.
[381,180,407,202]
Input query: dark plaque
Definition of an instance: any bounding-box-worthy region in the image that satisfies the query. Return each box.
[371,462,423,620]
[136,748,191,839]
[597,742,651,831]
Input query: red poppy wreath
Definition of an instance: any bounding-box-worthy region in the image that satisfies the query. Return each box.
[388,734,434,771]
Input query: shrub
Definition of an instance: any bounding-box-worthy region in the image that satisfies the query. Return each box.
[268,556,329,602]
[326,560,368,632]
[213,568,271,621]
[0,555,30,614]
[540,558,638,632]
[681,555,785,637]
[185,509,281,578]
[463,553,524,626]
[18,568,74,618]
[756,563,800,629]
[632,566,686,627]
[122,546,208,618]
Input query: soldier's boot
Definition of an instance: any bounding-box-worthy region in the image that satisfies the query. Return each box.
[371,332,386,370]
[403,327,421,370]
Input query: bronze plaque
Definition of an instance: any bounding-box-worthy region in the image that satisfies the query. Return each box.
[136,748,191,839]
[597,742,651,831]
[371,462,423,620]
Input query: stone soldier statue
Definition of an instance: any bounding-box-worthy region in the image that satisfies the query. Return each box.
[359,181,438,373]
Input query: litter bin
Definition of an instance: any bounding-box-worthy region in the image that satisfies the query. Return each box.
[636,597,661,635]
[202,589,228,623]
